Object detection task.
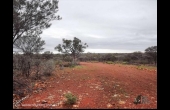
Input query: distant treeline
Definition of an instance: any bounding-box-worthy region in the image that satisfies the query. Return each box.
[13,51,157,66]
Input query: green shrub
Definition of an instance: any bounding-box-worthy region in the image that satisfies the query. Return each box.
[64,92,77,105]
[55,60,63,65]
[90,61,99,63]
[42,59,55,76]
[106,61,114,64]
[63,62,72,67]
[122,62,128,64]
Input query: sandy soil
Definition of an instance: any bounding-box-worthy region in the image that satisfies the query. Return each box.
[16,62,157,109]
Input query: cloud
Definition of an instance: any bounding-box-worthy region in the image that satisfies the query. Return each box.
[39,0,157,53]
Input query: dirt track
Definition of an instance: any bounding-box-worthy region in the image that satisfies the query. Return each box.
[19,62,157,109]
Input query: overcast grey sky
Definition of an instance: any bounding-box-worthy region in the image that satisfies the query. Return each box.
[41,0,157,53]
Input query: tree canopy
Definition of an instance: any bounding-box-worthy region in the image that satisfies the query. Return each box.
[13,0,61,44]
[13,34,45,55]
[145,46,157,53]
[55,37,88,64]
[145,46,157,65]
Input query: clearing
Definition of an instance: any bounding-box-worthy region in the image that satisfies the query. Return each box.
[16,62,157,109]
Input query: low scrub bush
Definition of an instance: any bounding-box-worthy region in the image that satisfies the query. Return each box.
[55,60,63,65]
[122,62,128,64]
[64,92,77,105]
[13,54,32,78]
[41,59,55,76]
[106,61,114,64]
[63,62,72,67]
[89,61,99,63]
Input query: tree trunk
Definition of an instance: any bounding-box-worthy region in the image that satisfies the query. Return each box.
[72,55,76,65]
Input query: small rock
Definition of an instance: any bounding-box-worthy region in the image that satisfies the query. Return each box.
[59,104,63,108]
[95,86,99,89]
[36,100,40,103]
[48,95,54,99]
[90,86,93,88]
[151,97,155,99]
[52,104,56,107]
[107,103,113,108]
[112,103,116,105]
[13,94,16,97]
[99,88,104,90]
[38,89,42,93]
[125,95,130,98]
[77,101,80,105]
[112,94,118,97]
[67,91,71,93]
[33,91,38,93]
[62,98,67,102]
[41,100,48,104]
[118,101,126,104]
[73,104,78,108]
[79,97,82,100]
[58,101,63,105]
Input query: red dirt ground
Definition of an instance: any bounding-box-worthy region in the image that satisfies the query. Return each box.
[16,62,157,109]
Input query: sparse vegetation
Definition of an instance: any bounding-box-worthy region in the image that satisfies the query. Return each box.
[122,62,128,64]
[73,65,83,69]
[145,46,157,65]
[64,92,77,105]
[79,49,157,66]
[41,59,55,76]
[13,1,156,109]
[106,61,114,64]
[136,65,156,70]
